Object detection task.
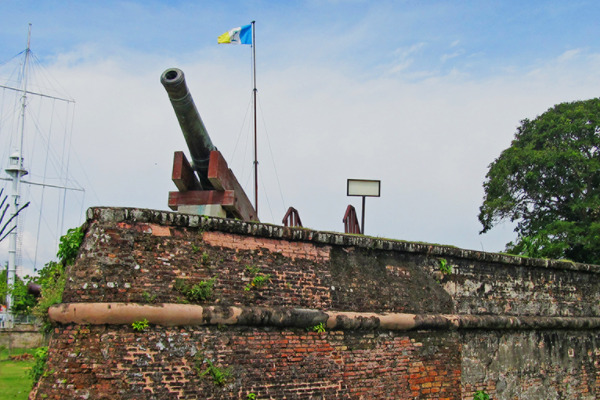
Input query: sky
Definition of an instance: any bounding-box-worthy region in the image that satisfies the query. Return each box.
[2,0,600,275]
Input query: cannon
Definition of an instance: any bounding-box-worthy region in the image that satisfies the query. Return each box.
[161,68,258,221]
[161,68,216,191]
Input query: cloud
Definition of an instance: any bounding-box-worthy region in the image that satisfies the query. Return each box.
[441,50,465,63]
[394,43,427,58]
[387,43,426,74]
[4,36,600,278]
[557,48,582,62]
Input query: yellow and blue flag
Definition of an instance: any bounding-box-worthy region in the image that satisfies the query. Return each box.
[218,24,252,45]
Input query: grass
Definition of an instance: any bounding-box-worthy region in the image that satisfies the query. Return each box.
[1,347,36,360]
[0,348,35,400]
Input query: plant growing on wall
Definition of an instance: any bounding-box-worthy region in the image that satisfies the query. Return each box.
[198,359,232,386]
[245,265,260,275]
[201,251,210,264]
[31,260,66,333]
[438,259,452,274]
[244,266,271,291]
[132,319,149,332]
[175,276,217,302]
[308,322,326,333]
[28,346,49,385]
[57,226,84,265]
[474,390,490,400]
[142,291,157,303]
[244,274,271,291]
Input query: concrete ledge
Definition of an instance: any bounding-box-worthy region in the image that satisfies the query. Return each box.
[49,303,600,331]
[86,207,600,274]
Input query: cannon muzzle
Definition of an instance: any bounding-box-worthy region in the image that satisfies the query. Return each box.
[161,68,216,190]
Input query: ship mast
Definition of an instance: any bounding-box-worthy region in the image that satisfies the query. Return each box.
[1,25,84,327]
[4,24,32,327]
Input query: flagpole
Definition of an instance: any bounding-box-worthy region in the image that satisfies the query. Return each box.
[252,20,258,219]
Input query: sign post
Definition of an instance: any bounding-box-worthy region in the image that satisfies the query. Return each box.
[347,179,381,235]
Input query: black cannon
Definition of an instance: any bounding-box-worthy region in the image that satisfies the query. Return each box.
[161,68,216,190]
[161,68,258,221]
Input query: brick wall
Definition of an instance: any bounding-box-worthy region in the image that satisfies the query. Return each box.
[32,207,600,399]
[461,330,600,399]
[34,325,460,400]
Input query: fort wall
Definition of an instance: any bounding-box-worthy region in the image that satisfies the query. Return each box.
[31,207,600,399]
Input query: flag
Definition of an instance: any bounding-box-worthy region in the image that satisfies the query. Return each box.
[218,24,252,45]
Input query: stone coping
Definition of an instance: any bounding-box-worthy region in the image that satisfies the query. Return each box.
[50,303,600,331]
[86,207,600,274]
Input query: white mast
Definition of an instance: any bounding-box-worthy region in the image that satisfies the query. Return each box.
[4,24,31,327]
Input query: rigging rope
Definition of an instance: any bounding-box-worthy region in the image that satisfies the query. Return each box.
[257,93,286,213]
[259,167,275,223]
[33,98,55,271]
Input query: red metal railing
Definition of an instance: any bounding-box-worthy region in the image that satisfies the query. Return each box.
[343,205,361,234]
[282,207,303,228]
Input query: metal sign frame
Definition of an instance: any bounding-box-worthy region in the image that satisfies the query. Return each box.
[347,179,381,197]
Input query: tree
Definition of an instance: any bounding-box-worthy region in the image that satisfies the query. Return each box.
[0,267,37,315]
[479,98,600,264]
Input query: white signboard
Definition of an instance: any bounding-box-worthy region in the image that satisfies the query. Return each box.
[347,179,381,197]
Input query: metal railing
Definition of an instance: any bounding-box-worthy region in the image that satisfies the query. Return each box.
[282,207,303,228]
[0,314,39,328]
[343,205,361,234]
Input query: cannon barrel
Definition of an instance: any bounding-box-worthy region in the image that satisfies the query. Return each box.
[161,68,216,190]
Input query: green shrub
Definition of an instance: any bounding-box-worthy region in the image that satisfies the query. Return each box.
[474,390,490,400]
[438,258,452,274]
[244,274,271,291]
[142,291,157,303]
[175,276,217,302]
[27,346,49,384]
[198,359,231,386]
[31,261,65,333]
[132,319,149,332]
[245,265,260,275]
[308,322,326,333]
[56,227,84,265]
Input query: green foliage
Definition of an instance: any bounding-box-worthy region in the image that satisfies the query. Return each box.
[438,259,452,274]
[31,261,65,332]
[142,291,157,303]
[479,98,600,264]
[56,226,84,265]
[191,244,200,253]
[308,322,326,333]
[474,390,490,400]
[245,265,260,275]
[247,393,257,400]
[28,226,81,330]
[505,234,553,259]
[131,319,149,332]
[27,347,49,384]
[175,276,217,302]
[201,251,210,264]
[198,359,231,386]
[0,267,36,314]
[244,274,271,291]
